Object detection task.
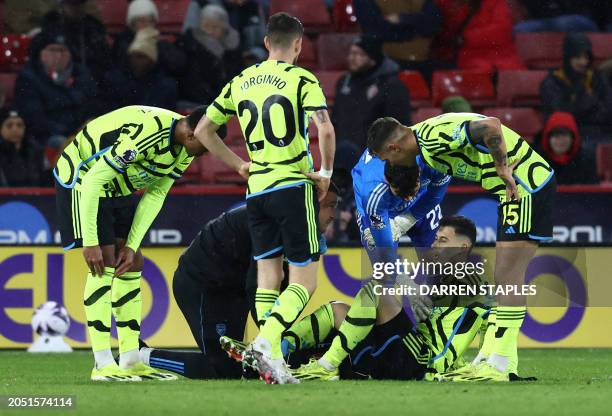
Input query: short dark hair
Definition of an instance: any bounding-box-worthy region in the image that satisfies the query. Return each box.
[367,117,402,154]
[186,105,226,139]
[266,12,304,48]
[439,216,477,247]
[384,162,420,200]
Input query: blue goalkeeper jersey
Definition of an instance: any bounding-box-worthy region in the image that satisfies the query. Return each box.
[352,150,451,248]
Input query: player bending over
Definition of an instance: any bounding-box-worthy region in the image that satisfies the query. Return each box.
[54,105,218,381]
[285,152,450,379]
[367,113,555,381]
[137,185,341,379]
[290,216,489,381]
[194,12,335,384]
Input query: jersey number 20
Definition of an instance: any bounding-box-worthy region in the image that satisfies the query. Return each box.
[238,95,296,148]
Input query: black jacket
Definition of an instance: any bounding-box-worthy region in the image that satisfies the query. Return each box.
[101,67,178,112]
[332,58,411,151]
[175,29,227,104]
[15,60,98,144]
[0,138,45,187]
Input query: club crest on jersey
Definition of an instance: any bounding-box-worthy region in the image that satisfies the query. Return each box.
[114,149,138,168]
[370,214,385,229]
[215,323,227,336]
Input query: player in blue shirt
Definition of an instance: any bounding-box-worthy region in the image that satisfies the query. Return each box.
[353,149,451,251]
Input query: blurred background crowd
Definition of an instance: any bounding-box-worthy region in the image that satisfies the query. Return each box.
[0,0,611,242]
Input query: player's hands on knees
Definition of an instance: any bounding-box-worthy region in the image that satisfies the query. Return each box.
[497,160,520,202]
[83,245,104,276]
[238,161,251,180]
[305,172,330,201]
[115,246,136,277]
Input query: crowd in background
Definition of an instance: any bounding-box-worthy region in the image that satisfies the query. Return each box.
[0,1,611,237]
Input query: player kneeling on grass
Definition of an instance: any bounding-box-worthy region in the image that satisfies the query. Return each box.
[137,184,340,379]
[53,105,222,382]
[290,216,490,381]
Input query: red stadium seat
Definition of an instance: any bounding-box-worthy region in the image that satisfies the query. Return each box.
[0,73,17,104]
[300,36,317,70]
[332,0,359,32]
[398,70,431,107]
[97,0,128,33]
[482,107,543,143]
[515,32,564,69]
[314,70,344,105]
[199,153,246,185]
[269,0,332,32]
[156,0,190,33]
[587,33,612,66]
[411,107,442,123]
[596,144,612,182]
[225,117,244,146]
[431,70,495,107]
[316,33,355,70]
[497,70,547,107]
[0,34,31,72]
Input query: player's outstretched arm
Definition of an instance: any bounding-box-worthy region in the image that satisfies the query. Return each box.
[468,117,520,201]
[306,109,335,200]
[194,115,250,179]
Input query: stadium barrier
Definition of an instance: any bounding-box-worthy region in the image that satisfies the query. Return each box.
[1,246,611,349]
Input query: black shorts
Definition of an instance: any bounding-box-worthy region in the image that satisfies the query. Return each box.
[246,183,320,265]
[497,175,556,242]
[55,182,136,249]
[344,311,429,380]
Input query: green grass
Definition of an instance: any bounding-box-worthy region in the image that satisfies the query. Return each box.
[1,350,612,416]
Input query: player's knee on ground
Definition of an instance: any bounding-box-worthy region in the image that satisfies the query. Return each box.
[330,301,349,329]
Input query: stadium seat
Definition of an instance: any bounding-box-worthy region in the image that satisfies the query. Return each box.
[332,0,359,32]
[0,73,17,104]
[587,33,612,66]
[156,0,190,33]
[225,118,244,146]
[314,70,344,105]
[0,34,31,72]
[300,36,317,70]
[269,0,332,32]
[515,32,564,69]
[199,153,246,185]
[97,0,128,33]
[596,144,612,182]
[411,107,442,123]
[496,70,547,107]
[398,70,431,107]
[316,33,356,70]
[431,70,495,107]
[482,107,543,143]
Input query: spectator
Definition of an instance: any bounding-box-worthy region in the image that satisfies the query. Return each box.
[441,95,472,113]
[0,108,46,187]
[39,0,111,82]
[332,35,411,166]
[540,33,612,142]
[434,0,525,73]
[102,28,178,111]
[513,0,605,33]
[353,0,441,76]
[537,112,597,184]
[177,4,243,103]
[112,0,186,78]
[183,0,265,59]
[15,29,98,148]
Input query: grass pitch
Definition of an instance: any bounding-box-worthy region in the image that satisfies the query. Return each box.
[1,349,611,416]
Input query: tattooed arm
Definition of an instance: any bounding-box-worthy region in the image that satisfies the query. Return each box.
[306,109,336,200]
[468,117,520,200]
